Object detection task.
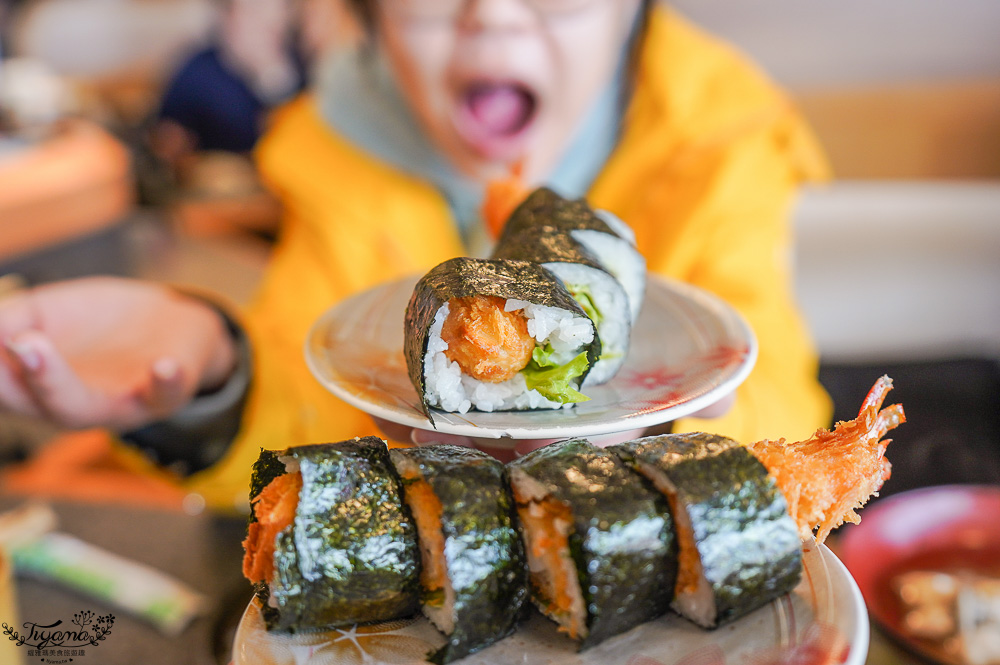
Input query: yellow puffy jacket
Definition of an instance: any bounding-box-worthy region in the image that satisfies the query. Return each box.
[188,8,832,511]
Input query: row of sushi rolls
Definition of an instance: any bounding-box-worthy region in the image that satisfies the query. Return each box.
[242,188,906,663]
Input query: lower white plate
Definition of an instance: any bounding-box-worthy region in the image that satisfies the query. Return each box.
[232,542,868,665]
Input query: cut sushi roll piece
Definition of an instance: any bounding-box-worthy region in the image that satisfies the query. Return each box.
[498,187,647,323]
[390,445,528,664]
[492,226,631,386]
[610,432,802,629]
[507,439,678,649]
[242,437,421,632]
[405,257,602,419]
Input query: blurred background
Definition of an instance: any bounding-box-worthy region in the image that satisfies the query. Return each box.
[672,0,1000,495]
[0,1,998,664]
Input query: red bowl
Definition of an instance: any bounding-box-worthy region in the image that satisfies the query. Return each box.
[838,484,1000,664]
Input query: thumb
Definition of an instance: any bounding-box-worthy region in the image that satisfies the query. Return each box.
[140,357,191,419]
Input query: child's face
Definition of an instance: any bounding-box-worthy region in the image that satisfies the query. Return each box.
[374,0,642,183]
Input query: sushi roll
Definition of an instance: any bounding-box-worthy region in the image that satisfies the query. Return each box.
[498,187,647,324]
[242,437,421,632]
[390,445,528,663]
[491,226,631,386]
[610,433,802,628]
[405,257,602,419]
[507,439,678,649]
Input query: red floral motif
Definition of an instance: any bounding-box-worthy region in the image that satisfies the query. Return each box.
[631,392,687,413]
[746,622,849,665]
[622,366,686,391]
[695,344,750,372]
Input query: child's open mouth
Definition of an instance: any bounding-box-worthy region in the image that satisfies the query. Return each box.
[455,81,537,160]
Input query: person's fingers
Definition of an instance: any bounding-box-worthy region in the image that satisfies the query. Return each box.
[688,392,736,420]
[410,427,476,448]
[370,417,478,448]
[371,417,417,445]
[6,330,102,428]
[474,437,557,463]
[0,291,38,341]
[135,357,192,424]
[588,427,647,448]
[0,344,42,417]
[472,428,649,462]
[2,286,51,418]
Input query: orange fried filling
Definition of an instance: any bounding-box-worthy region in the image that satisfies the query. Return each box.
[666,495,703,597]
[513,488,581,639]
[242,472,302,584]
[400,475,448,602]
[441,295,535,383]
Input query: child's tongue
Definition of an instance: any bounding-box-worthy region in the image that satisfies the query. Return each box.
[466,84,534,136]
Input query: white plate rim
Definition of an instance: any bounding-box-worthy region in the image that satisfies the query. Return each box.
[304,274,757,440]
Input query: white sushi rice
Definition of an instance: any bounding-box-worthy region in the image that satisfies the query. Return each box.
[423,299,595,413]
[543,262,631,386]
[594,208,636,244]
[573,221,646,324]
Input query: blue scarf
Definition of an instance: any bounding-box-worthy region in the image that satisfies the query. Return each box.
[316,47,623,254]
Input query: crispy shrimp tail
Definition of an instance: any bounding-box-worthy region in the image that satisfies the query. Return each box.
[746,375,905,544]
[482,161,527,239]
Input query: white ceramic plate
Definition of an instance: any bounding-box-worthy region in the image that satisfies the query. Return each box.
[232,542,868,665]
[305,275,756,441]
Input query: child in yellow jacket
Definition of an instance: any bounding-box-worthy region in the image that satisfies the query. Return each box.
[0,0,831,511]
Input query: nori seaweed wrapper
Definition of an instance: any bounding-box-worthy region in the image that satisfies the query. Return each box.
[611,433,802,627]
[490,223,606,273]
[495,186,646,328]
[250,437,421,632]
[248,448,286,524]
[404,257,602,421]
[497,187,623,245]
[390,445,528,664]
[508,439,677,649]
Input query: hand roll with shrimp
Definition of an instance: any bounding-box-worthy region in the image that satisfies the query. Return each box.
[491,191,640,386]
[496,187,647,324]
[507,438,678,649]
[405,257,602,420]
[390,445,527,663]
[241,437,420,632]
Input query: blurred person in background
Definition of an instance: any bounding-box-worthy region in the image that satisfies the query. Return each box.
[0,0,832,512]
[146,0,355,236]
[151,0,307,168]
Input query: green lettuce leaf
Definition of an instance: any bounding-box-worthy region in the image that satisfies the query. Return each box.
[531,343,559,368]
[567,284,601,327]
[521,350,590,403]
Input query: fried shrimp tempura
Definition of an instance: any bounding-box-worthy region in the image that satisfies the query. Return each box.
[441,295,536,383]
[482,161,527,239]
[746,375,905,544]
